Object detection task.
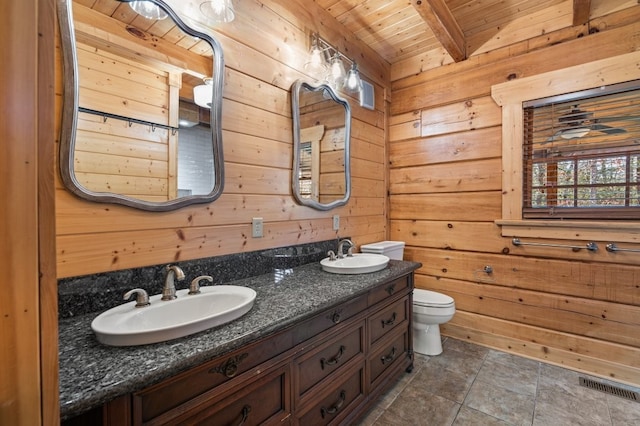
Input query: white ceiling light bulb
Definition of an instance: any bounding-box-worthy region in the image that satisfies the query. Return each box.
[193,77,213,109]
[128,1,168,20]
[200,0,235,24]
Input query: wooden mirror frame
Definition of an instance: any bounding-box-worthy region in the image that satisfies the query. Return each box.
[291,80,352,211]
[57,0,225,211]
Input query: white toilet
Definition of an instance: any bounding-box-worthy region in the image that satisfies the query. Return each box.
[360,240,405,260]
[412,289,456,355]
[360,241,456,355]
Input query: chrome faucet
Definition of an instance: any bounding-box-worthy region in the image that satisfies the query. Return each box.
[162,265,185,301]
[337,239,354,259]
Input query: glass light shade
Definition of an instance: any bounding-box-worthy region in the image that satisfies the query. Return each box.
[330,55,346,82]
[193,81,213,109]
[304,46,327,73]
[200,0,235,24]
[128,1,168,20]
[345,62,362,92]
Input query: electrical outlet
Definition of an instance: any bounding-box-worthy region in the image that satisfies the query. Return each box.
[252,217,263,238]
[332,215,340,231]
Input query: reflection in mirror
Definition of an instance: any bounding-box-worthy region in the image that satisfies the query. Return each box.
[291,80,351,210]
[57,0,225,211]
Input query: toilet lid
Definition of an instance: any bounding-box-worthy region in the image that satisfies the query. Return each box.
[413,289,454,307]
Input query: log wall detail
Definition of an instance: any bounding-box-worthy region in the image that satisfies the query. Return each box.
[390,6,640,386]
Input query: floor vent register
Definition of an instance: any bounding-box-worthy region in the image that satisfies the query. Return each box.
[579,377,639,402]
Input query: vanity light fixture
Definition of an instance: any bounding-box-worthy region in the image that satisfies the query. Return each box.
[200,0,235,24]
[193,77,213,109]
[127,1,168,20]
[119,0,235,24]
[306,33,363,95]
[345,62,362,92]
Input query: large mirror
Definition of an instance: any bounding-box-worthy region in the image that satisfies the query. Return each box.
[57,0,225,211]
[291,80,351,210]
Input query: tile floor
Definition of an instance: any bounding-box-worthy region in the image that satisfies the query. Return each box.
[358,337,640,426]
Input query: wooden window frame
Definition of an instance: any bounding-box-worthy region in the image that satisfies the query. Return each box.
[491,51,640,243]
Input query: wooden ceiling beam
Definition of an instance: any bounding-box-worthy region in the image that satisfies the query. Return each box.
[573,0,591,26]
[412,0,466,62]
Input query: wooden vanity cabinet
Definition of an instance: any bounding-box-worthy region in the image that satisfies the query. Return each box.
[133,331,295,423]
[67,273,414,426]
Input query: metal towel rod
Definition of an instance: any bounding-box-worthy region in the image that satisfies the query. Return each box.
[606,243,640,253]
[512,238,598,252]
[79,107,180,134]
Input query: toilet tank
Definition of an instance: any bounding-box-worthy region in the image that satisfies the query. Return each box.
[360,241,405,260]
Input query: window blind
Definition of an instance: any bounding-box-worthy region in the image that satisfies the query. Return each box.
[523,80,640,219]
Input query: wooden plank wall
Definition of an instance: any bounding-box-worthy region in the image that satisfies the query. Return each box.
[1,0,58,424]
[389,5,640,386]
[55,0,390,278]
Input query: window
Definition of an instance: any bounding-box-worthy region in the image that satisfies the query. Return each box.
[298,141,314,199]
[523,80,640,219]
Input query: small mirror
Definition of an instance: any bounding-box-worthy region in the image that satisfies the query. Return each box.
[57,0,225,211]
[291,80,351,210]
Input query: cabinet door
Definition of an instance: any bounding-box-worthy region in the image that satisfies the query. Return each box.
[295,321,365,398]
[368,328,410,388]
[292,293,367,345]
[368,298,409,346]
[171,364,291,426]
[367,275,411,307]
[133,332,293,422]
[296,364,365,426]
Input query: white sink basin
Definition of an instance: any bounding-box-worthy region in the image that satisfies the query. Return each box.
[91,285,256,346]
[320,253,390,274]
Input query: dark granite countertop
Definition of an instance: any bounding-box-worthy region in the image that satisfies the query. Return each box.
[59,260,420,419]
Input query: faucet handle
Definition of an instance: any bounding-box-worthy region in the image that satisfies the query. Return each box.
[327,250,337,261]
[124,288,150,308]
[189,275,213,295]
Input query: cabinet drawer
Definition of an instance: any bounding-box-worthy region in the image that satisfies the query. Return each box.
[368,275,411,307]
[173,364,290,426]
[369,328,410,386]
[133,331,293,423]
[292,293,367,345]
[368,298,409,346]
[297,364,364,425]
[295,321,365,397]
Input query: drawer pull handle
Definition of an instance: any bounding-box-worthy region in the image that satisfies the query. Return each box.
[320,390,346,418]
[385,284,396,295]
[236,405,251,426]
[331,311,342,324]
[381,312,397,328]
[320,345,346,370]
[381,347,397,365]
[209,353,249,378]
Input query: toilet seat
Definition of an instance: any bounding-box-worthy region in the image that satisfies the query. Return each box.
[413,289,455,308]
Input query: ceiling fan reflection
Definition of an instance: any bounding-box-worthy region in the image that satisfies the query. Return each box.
[546,106,631,142]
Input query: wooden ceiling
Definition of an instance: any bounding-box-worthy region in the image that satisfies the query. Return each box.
[316,0,638,65]
[74,0,639,80]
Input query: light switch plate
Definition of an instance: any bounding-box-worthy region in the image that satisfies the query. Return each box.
[252,217,263,238]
